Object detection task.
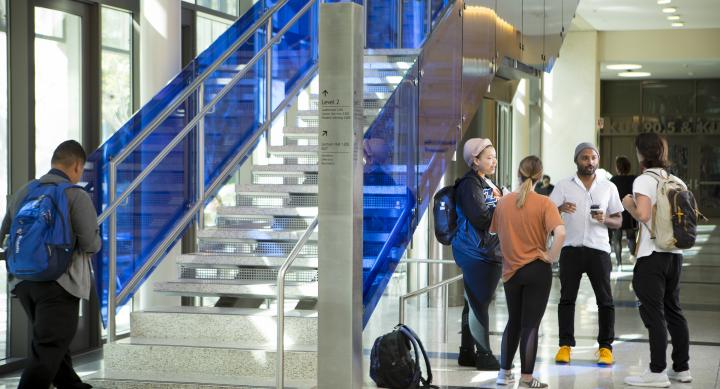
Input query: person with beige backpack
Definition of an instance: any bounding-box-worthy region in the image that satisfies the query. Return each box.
[622,132,704,387]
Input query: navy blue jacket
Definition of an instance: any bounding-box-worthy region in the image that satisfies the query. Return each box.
[451,171,502,264]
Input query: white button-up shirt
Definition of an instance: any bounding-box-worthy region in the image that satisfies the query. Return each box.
[549,174,624,253]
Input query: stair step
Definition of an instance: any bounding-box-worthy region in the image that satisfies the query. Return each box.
[218,206,317,217]
[268,145,318,156]
[103,337,316,379]
[87,370,315,389]
[252,164,318,173]
[154,280,318,299]
[129,307,317,344]
[283,126,319,138]
[235,184,318,194]
[177,254,318,269]
[198,228,318,241]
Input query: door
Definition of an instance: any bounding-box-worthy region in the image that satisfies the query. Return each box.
[496,102,513,189]
[7,1,100,365]
[696,137,720,218]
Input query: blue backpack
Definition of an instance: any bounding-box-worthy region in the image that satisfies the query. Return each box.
[6,181,77,281]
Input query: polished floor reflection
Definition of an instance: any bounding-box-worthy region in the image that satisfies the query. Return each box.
[0,227,717,388]
[363,225,720,388]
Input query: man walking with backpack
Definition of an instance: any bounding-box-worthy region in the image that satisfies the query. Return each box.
[549,142,624,366]
[622,133,694,387]
[1,140,99,389]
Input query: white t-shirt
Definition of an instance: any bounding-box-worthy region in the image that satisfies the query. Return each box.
[633,168,684,259]
[550,174,624,253]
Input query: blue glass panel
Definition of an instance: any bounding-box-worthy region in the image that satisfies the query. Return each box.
[401,0,428,49]
[271,0,319,111]
[362,64,419,324]
[83,0,322,326]
[366,0,399,49]
[362,1,461,326]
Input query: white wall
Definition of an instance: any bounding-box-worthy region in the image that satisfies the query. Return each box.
[598,29,720,63]
[511,79,530,189]
[136,0,182,311]
[542,30,600,182]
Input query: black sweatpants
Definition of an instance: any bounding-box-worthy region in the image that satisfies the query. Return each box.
[500,260,552,374]
[558,246,615,349]
[632,252,690,373]
[14,281,89,389]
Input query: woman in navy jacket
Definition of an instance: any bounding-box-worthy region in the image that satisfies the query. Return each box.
[452,138,504,370]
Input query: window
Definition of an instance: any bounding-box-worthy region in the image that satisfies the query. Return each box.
[34,7,83,177]
[196,11,233,53]
[101,7,133,142]
[0,0,7,361]
[184,0,241,17]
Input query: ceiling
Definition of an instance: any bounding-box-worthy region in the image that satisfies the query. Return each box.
[576,0,720,31]
[600,60,720,80]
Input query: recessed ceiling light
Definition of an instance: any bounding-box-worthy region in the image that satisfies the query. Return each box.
[618,71,652,78]
[671,22,685,27]
[606,64,643,70]
[662,7,677,13]
[657,0,671,4]
[667,15,681,20]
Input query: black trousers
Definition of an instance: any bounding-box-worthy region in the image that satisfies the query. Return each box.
[558,246,615,349]
[14,281,89,389]
[610,228,637,265]
[632,252,690,373]
[460,260,502,353]
[500,260,552,374]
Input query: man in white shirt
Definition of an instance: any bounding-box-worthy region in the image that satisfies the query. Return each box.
[549,142,623,365]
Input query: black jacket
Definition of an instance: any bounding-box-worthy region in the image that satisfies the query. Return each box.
[451,171,502,263]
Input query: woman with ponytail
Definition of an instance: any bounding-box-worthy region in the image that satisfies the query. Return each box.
[490,156,566,388]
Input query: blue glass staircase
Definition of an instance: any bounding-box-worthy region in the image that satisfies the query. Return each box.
[84,0,578,332]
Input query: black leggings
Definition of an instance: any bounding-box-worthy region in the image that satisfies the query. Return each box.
[500,260,552,374]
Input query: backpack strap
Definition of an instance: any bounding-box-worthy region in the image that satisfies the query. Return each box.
[397,325,439,389]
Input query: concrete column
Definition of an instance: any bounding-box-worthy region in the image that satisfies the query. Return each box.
[317,3,364,388]
[542,30,600,180]
[135,0,182,311]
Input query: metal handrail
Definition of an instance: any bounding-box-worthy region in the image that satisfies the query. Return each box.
[275,216,318,389]
[103,0,319,341]
[399,273,463,343]
[97,0,314,225]
[96,0,289,224]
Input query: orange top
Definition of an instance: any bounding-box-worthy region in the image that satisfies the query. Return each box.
[490,192,564,282]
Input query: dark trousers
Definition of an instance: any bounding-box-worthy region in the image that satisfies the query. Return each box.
[14,281,89,389]
[460,260,502,353]
[610,228,637,265]
[632,252,690,373]
[500,260,552,374]
[558,246,615,349]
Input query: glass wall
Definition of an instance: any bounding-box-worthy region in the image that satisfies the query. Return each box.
[0,0,7,362]
[196,11,233,53]
[34,7,83,176]
[183,0,242,17]
[101,7,133,142]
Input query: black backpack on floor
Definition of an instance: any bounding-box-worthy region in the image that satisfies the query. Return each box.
[370,324,438,389]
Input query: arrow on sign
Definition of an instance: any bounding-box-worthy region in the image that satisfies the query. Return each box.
[322,90,329,97]
[321,130,328,136]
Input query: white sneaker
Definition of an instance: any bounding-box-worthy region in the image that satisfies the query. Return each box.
[496,369,515,386]
[624,370,671,387]
[667,368,693,383]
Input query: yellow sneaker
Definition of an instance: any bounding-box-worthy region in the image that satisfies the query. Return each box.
[555,346,571,364]
[597,347,614,365]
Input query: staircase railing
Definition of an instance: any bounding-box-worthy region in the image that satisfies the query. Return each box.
[83,0,320,338]
[275,216,319,389]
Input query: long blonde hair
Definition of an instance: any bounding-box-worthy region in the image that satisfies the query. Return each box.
[516,156,543,208]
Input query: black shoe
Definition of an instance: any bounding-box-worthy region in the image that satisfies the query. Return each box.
[476,350,501,371]
[458,347,476,367]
